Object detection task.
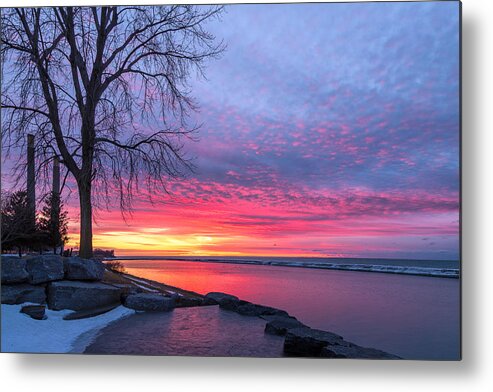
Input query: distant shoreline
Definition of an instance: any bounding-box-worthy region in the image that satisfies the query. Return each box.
[109,256,460,279]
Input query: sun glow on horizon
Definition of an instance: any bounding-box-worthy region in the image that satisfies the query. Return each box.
[47,3,460,261]
[67,231,325,257]
[64,208,459,260]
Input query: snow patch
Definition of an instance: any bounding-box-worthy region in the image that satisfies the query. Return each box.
[1,304,134,353]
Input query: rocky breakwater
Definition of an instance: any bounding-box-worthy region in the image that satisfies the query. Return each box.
[2,255,120,314]
[203,291,400,359]
[1,255,206,320]
[2,257,401,358]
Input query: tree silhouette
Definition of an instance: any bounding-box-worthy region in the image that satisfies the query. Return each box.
[1,191,38,256]
[1,6,224,258]
[38,192,69,254]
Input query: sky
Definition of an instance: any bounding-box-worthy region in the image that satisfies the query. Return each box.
[3,2,461,260]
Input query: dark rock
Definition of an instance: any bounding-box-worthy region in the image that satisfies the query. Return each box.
[260,306,290,317]
[203,292,239,306]
[26,255,64,284]
[204,293,291,318]
[111,284,140,301]
[1,257,29,284]
[20,305,46,320]
[284,327,344,357]
[47,281,122,311]
[217,299,290,317]
[219,298,245,311]
[265,317,305,336]
[284,327,399,359]
[123,293,175,311]
[320,343,400,359]
[63,303,120,320]
[1,284,46,305]
[63,257,105,281]
[175,296,203,308]
[235,302,259,315]
[204,292,244,311]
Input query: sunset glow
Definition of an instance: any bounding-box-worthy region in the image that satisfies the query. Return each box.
[0,2,462,363]
[16,3,462,259]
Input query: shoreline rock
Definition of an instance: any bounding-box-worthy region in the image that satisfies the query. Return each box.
[64,257,105,281]
[283,327,344,356]
[175,296,203,308]
[1,283,46,305]
[264,316,306,336]
[203,292,239,306]
[123,293,175,312]
[284,327,400,359]
[1,257,29,284]
[47,281,122,311]
[26,255,64,284]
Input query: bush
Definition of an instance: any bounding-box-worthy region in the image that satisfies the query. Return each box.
[105,260,126,273]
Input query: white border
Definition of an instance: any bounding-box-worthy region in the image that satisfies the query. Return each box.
[2,0,493,391]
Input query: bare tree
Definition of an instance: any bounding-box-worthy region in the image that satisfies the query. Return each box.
[1,6,224,258]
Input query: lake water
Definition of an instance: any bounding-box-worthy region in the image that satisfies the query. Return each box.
[86,305,284,357]
[114,258,460,359]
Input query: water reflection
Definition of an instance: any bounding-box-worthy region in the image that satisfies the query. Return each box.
[123,259,460,359]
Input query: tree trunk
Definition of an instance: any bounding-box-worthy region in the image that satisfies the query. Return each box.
[78,181,93,259]
[27,134,36,228]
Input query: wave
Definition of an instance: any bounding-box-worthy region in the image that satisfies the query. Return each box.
[114,256,460,279]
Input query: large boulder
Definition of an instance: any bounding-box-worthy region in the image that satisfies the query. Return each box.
[219,298,245,311]
[257,305,290,317]
[63,257,105,281]
[26,255,64,284]
[123,293,175,312]
[235,302,265,316]
[203,292,239,306]
[265,317,305,336]
[236,302,290,317]
[175,296,203,308]
[203,293,290,318]
[1,284,46,305]
[1,257,29,284]
[47,281,122,311]
[284,327,344,357]
[283,327,399,359]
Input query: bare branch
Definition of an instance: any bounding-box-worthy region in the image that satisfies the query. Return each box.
[1,5,224,257]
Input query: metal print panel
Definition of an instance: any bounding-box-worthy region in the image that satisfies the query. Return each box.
[0,1,461,360]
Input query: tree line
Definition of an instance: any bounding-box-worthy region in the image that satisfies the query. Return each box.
[1,190,69,256]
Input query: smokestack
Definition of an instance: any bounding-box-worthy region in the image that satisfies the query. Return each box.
[27,134,35,224]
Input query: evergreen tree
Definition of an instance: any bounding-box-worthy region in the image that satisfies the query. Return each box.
[38,192,69,254]
[1,191,37,256]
